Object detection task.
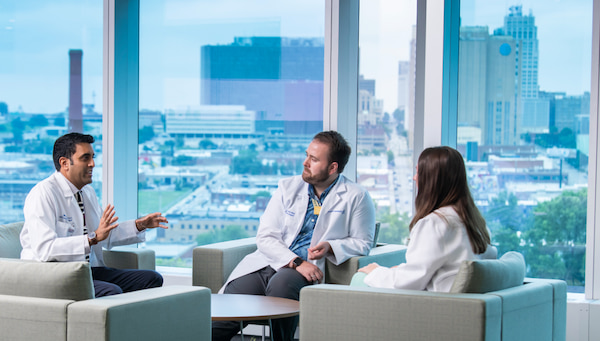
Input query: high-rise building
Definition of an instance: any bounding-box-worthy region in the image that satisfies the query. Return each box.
[407,26,417,149]
[496,6,549,136]
[458,27,518,145]
[68,49,83,133]
[359,75,375,97]
[486,36,519,144]
[498,5,539,100]
[200,37,323,136]
[397,61,410,114]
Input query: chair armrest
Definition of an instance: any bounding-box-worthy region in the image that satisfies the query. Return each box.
[0,294,72,341]
[103,247,155,270]
[67,285,211,341]
[192,237,257,293]
[522,278,567,341]
[299,284,502,341]
[325,244,407,285]
[487,281,555,341]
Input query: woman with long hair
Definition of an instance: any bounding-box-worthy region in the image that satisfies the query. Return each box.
[356,146,491,292]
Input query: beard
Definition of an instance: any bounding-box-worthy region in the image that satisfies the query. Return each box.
[302,167,330,185]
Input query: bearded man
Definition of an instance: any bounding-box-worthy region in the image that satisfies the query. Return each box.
[212,131,376,341]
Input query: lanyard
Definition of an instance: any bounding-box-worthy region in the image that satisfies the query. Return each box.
[311,198,321,215]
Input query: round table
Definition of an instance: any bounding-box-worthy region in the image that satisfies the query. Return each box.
[211,294,300,340]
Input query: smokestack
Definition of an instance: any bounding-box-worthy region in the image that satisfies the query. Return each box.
[68,49,83,133]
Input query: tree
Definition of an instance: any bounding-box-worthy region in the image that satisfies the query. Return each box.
[10,117,25,132]
[196,225,249,245]
[139,126,155,143]
[199,139,217,149]
[387,150,395,166]
[28,114,49,128]
[251,190,272,202]
[487,189,587,285]
[230,150,265,175]
[54,116,65,127]
[0,102,8,115]
[523,188,587,285]
[377,212,411,245]
[485,191,523,233]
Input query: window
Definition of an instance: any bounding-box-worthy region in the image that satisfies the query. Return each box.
[457,1,593,292]
[137,0,325,267]
[0,0,103,224]
[357,0,417,245]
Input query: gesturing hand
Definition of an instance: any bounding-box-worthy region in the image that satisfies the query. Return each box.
[96,204,119,242]
[135,212,169,231]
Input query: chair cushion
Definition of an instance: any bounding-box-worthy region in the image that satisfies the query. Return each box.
[0,222,24,258]
[449,251,526,293]
[0,258,94,301]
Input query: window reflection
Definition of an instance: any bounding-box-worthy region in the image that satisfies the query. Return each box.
[0,1,103,223]
[138,0,324,267]
[458,1,592,291]
[357,0,417,245]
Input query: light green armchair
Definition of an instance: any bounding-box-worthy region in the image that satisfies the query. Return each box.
[299,252,567,341]
[192,228,408,292]
[0,222,213,341]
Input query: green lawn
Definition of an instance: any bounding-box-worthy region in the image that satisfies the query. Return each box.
[138,188,193,215]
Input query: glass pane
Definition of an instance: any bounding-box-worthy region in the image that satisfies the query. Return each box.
[358,0,417,244]
[139,1,325,267]
[0,1,103,223]
[458,1,593,291]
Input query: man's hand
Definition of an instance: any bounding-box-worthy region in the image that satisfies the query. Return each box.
[135,212,169,231]
[357,262,380,274]
[308,241,331,260]
[295,261,324,283]
[95,204,119,242]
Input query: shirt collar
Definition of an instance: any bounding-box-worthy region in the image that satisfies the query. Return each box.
[308,174,340,202]
[56,171,80,196]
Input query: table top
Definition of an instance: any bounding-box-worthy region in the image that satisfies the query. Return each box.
[211,294,300,321]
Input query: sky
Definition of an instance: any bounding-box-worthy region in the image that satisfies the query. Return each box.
[0,0,594,115]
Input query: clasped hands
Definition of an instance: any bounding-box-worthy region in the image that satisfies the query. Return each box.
[290,241,331,283]
[93,204,169,243]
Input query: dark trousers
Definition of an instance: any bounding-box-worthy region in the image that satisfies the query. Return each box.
[212,266,311,341]
[91,266,163,297]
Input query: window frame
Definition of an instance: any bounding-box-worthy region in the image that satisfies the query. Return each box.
[104,0,600,300]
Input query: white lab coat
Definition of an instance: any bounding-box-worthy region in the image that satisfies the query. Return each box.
[364,206,486,292]
[20,172,144,267]
[220,174,376,293]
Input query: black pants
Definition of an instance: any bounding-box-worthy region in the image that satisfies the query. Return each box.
[91,266,163,297]
[212,266,311,341]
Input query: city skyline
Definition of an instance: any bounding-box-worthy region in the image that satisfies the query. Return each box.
[0,1,592,115]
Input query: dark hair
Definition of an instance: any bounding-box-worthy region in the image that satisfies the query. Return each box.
[409,146,490,254]
[312,131,351,173]
[53,133,95,171]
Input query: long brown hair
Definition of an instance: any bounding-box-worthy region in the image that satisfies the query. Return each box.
[409,146,490,254]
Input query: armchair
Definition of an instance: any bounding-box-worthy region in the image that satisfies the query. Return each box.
[299,252,567,341]
[0,222,212,341]
[192,226,408,293]
[0,221,155,270]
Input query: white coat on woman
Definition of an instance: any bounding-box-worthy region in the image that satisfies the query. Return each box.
[20,172,144,267]
[220,174,376,293]
[363,206,489,292]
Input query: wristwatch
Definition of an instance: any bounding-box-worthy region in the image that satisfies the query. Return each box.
[88,231,98,246]
[293,257,303,267]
